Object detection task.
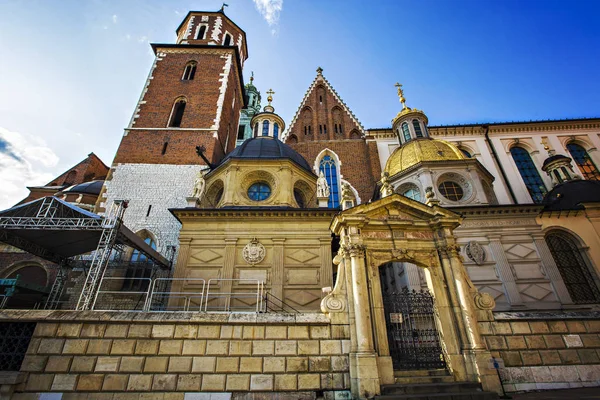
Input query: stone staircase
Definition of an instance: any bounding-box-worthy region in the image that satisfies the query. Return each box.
[375,370,499,400]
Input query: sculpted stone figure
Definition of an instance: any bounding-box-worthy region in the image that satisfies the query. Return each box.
[191,170,206,199]
[380,171,394,198]
[316,171,330,198]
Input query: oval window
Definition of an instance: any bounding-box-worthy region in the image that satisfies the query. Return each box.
[248,182,271,201]
[438,181,463,201]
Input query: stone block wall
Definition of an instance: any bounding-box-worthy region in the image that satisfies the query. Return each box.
[9,311,350,400]
[478,312,600,392]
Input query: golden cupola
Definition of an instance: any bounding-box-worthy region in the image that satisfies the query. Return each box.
[384,139,467,177]
[385,82,467,177]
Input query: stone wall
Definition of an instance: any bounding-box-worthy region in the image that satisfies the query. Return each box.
[10,311,350,400]
[479,311,600,392]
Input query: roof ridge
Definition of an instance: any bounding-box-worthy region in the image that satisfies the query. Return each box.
[281,70,365,141]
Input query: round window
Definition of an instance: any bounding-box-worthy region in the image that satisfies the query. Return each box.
[438,181,464,201]
[248,182,271,201]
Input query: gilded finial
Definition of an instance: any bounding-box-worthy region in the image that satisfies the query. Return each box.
[266,88,275,105]
[316,66,323,75]
[395,82,407,109]
[250,71,254,83]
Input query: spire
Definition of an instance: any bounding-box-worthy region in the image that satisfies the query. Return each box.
[250,71,254,84]
[264,88,275,112]
[316,66,323,76]
[395,82,408,109]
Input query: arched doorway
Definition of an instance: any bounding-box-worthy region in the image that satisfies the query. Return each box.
[380,262,445,370]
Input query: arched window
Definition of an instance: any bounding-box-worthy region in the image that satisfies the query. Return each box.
[567,143,600,180]
[126,235,157,291]
[182,62,197,80]
[63,170,77,186]
[319,155,340,208]
[412,120,423,138]
[460,148,472,158]
[403,187,421,202]
[510,146,547,203]
[168,99,186,127]
[273,123,279,140]
[223,34,232,46]
[196,25,207,40]
[546,230,600,303]
[401,122,411,142]
[262,120,270,136]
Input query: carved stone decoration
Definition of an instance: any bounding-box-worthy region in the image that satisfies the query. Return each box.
[242,237,266,265]
[474,292,496,310]
[316,171,330,198]
[465,241,486,265]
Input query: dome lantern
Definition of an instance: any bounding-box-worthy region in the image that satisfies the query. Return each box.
[250,88,285,141]
[391,82,429,145]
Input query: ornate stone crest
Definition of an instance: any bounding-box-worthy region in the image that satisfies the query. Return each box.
[465,241,486,265]
[242,237,265,265]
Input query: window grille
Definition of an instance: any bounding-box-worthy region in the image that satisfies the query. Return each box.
[510,146,547,203]
[546,231,600,303]
[273,123,279,140]
[0,323,35,371]
[262,120,269,136]
[567,143,600,180]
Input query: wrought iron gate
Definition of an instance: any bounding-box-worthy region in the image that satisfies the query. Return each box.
[383,288,446,370]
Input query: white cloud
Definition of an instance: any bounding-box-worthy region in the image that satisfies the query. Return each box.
[0,127,59,209]
[138,35,148,43]
[253,0,283,32]
[112,14,118,24]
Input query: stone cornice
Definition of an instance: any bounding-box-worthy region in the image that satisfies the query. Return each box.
[454,204,543,218]
[172,208,337,220]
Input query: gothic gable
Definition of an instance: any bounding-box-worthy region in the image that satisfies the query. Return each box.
[283,69,365,143]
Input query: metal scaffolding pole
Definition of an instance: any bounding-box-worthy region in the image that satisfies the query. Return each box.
[44,260,68,310]
[76,200,128,311]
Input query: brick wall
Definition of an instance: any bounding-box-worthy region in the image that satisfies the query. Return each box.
[12,311,350,399]
[289,140,381,204]
[479,313,600,392]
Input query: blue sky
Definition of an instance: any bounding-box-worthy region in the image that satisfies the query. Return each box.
[0,0,599,208]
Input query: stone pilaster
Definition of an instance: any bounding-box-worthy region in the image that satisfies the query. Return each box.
[168,237,192,309]
[271,238,286,301]
[319,237,333,289]
[219,238,238,310]
[532,234,573,304]
[488,235,525,308]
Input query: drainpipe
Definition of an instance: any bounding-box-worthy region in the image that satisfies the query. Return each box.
[484,125,518,204]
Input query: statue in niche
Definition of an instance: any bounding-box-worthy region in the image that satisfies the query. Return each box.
[317,171,330,198]
[191,170,206,199]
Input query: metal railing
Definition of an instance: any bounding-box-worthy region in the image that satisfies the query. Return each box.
[90,276,267,313]
[146,278,206,312]
[204,279,265,313]
[91,277,151,311]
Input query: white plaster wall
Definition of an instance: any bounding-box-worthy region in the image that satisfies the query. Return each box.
[102,163,204,258]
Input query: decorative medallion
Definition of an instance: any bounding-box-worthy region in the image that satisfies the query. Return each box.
[465,241,486,265]
[242,237,265,265]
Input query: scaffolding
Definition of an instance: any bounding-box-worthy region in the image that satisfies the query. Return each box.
[0,196,170,310]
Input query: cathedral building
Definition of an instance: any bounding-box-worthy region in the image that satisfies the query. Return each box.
[3,8,600,400]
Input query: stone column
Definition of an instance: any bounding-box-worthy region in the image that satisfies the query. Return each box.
[271,238,286,301]
[488,235,525,308]
[168,237,192,309]
[531,234,573,304]
[219,238,237,310]
[345,241,380,399]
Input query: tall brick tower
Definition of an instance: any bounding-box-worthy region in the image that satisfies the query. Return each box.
[97,9,247,256]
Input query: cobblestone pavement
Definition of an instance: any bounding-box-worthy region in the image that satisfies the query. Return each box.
[511,387,600,399]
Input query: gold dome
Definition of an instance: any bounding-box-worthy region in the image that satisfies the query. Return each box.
[385,139,466,176]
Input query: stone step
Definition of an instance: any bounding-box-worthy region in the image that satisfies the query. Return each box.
[394,369,449,377]
[375,392,498,400]
[394,375,455,384]
[382,382,483,395]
